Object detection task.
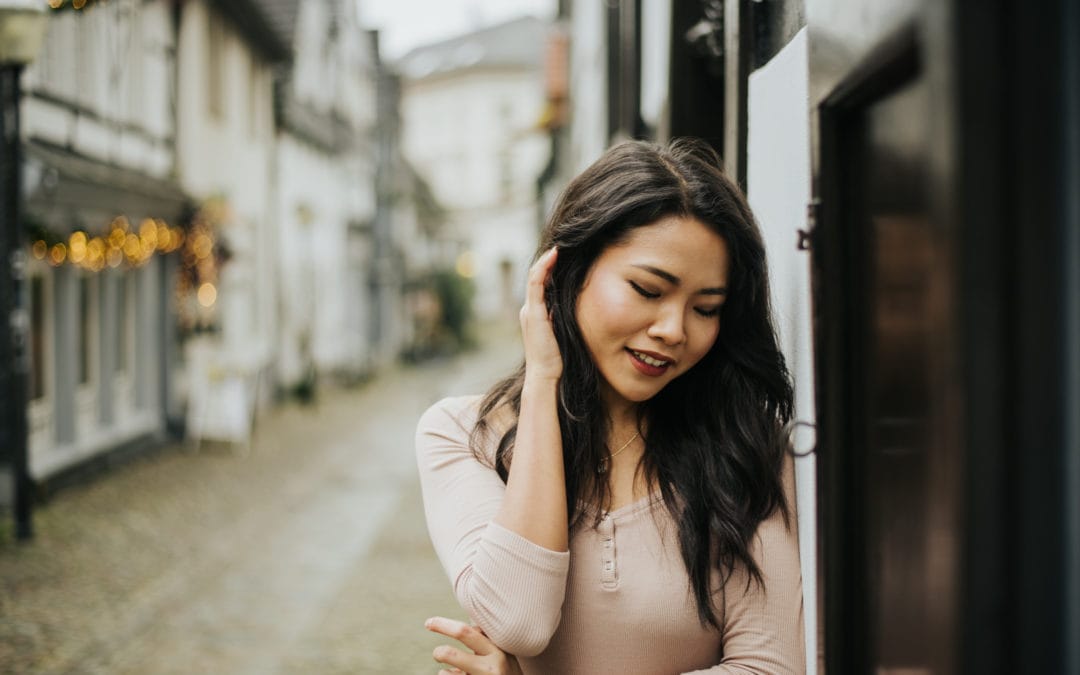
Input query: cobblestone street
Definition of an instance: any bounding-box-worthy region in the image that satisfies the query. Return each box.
[0,324,522,675]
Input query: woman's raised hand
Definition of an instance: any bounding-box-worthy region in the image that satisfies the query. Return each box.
[521,247,563,382]
[426,617,523,675]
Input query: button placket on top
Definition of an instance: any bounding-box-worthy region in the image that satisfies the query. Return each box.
[599,513,618,590]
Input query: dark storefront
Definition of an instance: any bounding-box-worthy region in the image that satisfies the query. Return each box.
[807,0,1079,672]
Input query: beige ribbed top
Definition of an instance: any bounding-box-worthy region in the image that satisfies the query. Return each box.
[416,395,805,674]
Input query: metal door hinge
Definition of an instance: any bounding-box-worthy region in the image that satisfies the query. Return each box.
[797,199,821,251]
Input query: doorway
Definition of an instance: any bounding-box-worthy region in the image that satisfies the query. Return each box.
[816,32,960,673]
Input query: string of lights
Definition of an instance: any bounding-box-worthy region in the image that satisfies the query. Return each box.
[28,216,185,270]
[26,196,231,335]
[46,0,103,11]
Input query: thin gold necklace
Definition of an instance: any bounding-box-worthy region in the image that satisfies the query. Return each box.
[598,431,640,474]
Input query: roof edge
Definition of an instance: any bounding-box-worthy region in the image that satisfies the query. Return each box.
[210,0,291,62]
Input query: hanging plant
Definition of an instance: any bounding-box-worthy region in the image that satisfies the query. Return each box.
[174,197,234,337]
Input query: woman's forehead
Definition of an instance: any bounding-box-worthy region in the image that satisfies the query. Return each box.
[600,216,730,283]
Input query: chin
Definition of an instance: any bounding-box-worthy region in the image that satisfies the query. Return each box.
[617,384,666,404]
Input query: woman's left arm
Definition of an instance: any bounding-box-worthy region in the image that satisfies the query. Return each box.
[685,452,807,675]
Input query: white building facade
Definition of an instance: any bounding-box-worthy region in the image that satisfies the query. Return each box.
[266,0,379,389]
[173,0,289,437]
[399,17,551,320]
[20,0,186,479]
[9,0,428,485]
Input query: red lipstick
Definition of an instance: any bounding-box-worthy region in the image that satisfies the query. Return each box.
[626,348,671,376]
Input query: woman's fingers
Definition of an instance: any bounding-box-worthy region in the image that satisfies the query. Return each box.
[432,643,489,673]
[426,616,521,674]
[530,246,558,283]
[520,247,563,381]
[525,247,557,310]
[425,616,496,655]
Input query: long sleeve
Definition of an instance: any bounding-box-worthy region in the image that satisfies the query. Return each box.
[685,453,807,674]
[415,397,570,656]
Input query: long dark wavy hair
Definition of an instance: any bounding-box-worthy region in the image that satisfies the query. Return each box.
[469,138,794,631]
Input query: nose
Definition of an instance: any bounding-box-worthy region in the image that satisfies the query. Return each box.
[647,305,686,346]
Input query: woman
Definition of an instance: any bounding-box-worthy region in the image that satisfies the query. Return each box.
[416,139,805,674]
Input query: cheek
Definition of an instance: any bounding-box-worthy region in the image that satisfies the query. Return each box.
[579,281,639,333]
[685,324,721,367]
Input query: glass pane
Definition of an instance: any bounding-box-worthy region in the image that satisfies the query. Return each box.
[30,276,45,400]
[116,274,129,374]
[79,275,90,385]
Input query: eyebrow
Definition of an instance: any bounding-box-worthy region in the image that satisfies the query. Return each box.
[632,264,728,295]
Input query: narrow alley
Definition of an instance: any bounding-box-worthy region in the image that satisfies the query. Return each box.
[0,325,522,675]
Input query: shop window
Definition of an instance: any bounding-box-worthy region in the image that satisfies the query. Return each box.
[116,273,131,375]
[78,275,92,386]
[30,276,46,401]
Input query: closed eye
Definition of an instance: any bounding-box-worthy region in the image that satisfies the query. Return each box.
[628,280,660,299]
[695,306,721,318]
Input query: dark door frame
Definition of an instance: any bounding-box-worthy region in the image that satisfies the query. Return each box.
[813,24,923,673]
[813,1,1078,671]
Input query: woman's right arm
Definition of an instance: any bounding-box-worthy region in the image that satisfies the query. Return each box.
[495,247,567,551]
[416,248,569,657]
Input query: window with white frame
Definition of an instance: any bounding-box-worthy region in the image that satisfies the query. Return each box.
[126,7,144,127]
[207,9,226,120]
[248,57,259,139]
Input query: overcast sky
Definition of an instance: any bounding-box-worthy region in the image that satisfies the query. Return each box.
[358,0,557,60]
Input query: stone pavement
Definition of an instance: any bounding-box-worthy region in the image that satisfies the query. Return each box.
[0,322,524,675]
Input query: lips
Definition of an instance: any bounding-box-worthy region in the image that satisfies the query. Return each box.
[626,348,674,376]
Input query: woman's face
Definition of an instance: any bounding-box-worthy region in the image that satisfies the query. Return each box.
[574,215,730,414]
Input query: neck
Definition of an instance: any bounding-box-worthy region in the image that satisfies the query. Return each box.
[604,401,641,437]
